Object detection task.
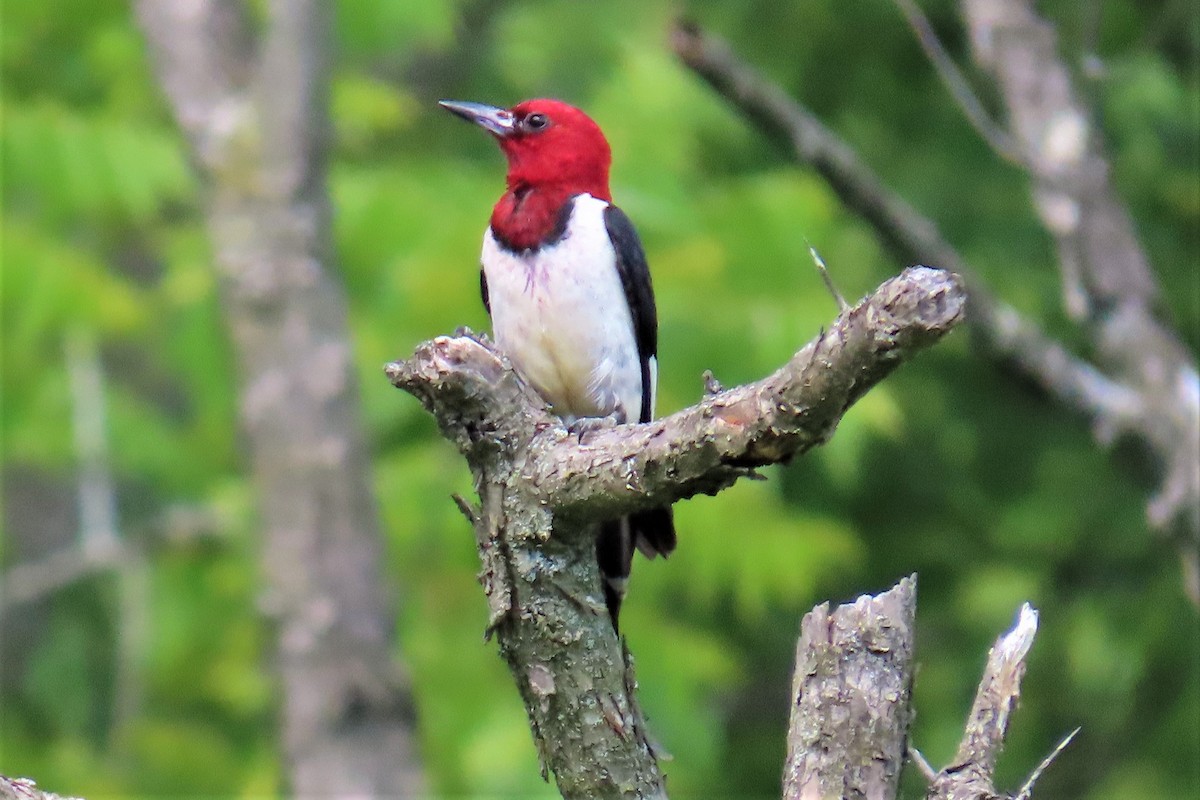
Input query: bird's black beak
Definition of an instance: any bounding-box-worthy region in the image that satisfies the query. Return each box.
[438,100,517,137]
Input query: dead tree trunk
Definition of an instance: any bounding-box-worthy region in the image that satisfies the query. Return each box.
[2,571,1068,800]
[782,578,1066,800]
[783,577,916,799]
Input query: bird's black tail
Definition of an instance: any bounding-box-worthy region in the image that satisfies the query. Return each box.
[596,506,676,630]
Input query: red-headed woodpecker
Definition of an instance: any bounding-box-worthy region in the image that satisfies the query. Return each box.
[439,98,676,628]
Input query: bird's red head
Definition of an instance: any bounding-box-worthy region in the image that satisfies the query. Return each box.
[439,98,613,201]
[440,98,614,250]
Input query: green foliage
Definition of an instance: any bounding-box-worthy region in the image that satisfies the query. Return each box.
[2,1,1197,798]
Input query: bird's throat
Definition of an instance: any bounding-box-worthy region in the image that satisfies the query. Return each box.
[490,185,578,253]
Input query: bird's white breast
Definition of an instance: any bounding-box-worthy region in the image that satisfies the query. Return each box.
[482,193,650,422]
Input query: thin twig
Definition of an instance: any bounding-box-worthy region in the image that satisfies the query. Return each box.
[891,0,1029,166]
[450,493,479,525]
[0,538,124,612]
[1015,727,1081,800]
[908,745,938,782]
[807,242,848,312]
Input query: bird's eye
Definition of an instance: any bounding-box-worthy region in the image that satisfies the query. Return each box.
[524,113,549,132]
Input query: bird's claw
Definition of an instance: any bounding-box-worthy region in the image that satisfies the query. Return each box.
[567,411,626,443]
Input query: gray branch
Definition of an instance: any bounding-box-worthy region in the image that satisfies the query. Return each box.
[136,2,425,795]
[783,576,916,799]
[671,19,1200,605]
[387,268,964,797]
[921,604,1055,799]
[0,537,123,611]
[0,505,225,615]
[962,0,1200,600]
[394,267,963,518]
[891,0,1027,166]
[668,23,1124,430]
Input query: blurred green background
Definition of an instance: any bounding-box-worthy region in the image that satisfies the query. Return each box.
[2,0,1197,797]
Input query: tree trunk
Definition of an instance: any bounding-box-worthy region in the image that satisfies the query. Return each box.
[136,2,424,795]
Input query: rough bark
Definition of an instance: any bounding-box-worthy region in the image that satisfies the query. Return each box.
[961,0,1200,602]
[388,267,965,797]
[671,19,1200,606]
[136,2,424,795]
[783,576,916,800]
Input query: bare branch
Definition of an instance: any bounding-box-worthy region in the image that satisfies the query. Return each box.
[672,20,964,273]
[669,22,1109,413]
[908,603,1076,800]
[672,18,1200,605]
[783,576,916,800]
[672,16,1145,431]
[532,267,964,515]
[960,603,1038,772]
[963,0,1200,599]
[967,298,1143,430]
[0,537,124,611]
[391,267,965,520]
[808,243,849,312]
[1015,727,1080,800]
[0,505,226,615]
[927,604,1040,799]
[909,746,939,783]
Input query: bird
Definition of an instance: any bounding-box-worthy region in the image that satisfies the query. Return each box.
[439,98,676,629]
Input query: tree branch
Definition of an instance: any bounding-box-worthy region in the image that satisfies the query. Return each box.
[0,505,224,615]
[669,22,1120,419]
[526,267,964,515]
[891,0,1028,166]
[671,21,966,274]
[951,603,1038,783]
[391,267,964,517]
[0,538,123,611]
[962,0,1200,600]
[921,604,1058,799]
[783,576,916,799]
[671,19,1200,605]
[387,268,964,797]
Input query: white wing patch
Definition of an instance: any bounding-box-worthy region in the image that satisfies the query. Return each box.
[482,194,647,422]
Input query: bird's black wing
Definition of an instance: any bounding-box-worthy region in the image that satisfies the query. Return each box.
[598,204,675,632]
[602,204,657,424]
[480,267,490,315]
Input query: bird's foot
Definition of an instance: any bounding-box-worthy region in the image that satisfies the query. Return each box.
[566,410,626,443]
